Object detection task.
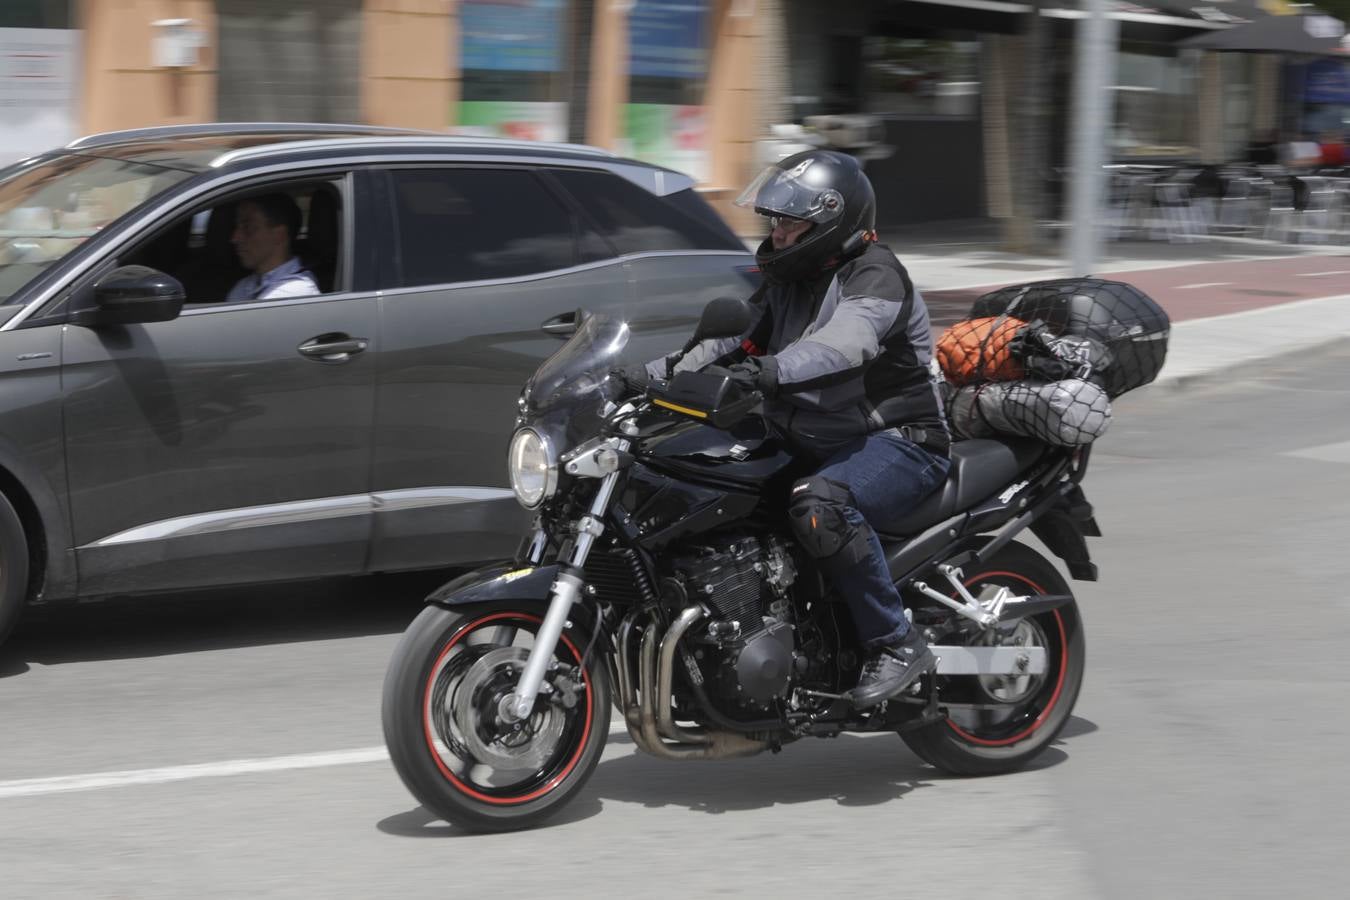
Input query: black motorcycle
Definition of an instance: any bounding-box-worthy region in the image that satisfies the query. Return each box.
[382,298,1098,833]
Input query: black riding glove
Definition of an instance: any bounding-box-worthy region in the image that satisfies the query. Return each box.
[713,356,778,398]
[610,363,650,394]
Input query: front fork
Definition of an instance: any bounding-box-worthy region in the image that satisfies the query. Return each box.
[502,449,627,722]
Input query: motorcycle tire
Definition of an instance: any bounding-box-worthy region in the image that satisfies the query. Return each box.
[382,600,611,833]
[0,490,30,649]
[901,540,1085,776]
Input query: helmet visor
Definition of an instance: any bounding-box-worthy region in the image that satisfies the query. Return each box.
[734,164,845,225]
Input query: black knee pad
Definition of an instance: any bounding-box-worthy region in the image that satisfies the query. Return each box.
[788,476,872,564]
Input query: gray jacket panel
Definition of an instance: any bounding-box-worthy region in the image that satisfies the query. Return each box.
[647,243,947,456]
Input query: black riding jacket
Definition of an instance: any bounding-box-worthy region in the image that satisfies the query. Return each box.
[650,243,949,459]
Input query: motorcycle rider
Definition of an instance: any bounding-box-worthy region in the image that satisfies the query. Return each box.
[627,150,951,707]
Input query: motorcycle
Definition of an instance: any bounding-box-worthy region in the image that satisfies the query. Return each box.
[382,297,1097,833]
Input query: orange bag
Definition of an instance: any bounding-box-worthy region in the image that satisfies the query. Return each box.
[936,316,1028,385]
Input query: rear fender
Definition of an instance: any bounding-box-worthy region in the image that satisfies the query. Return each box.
[1030,485,1099,581]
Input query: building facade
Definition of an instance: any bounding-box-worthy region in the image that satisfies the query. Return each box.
[0,0,81,166]
[3,1,1331,229]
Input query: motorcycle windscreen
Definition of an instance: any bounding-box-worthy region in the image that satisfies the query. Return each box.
[520,313,630,418]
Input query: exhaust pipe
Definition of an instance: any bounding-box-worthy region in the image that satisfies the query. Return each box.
[658,605,712,745]
[614,607,766,760]
[615,606,650,746]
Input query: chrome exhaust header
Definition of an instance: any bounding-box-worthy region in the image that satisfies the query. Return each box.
[614,604,767,760]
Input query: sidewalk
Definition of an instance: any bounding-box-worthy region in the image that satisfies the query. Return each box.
[745,220,1350,391]
[880,219,1350,292]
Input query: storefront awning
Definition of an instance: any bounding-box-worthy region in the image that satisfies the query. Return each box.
[1181,11,1350,55]
[884,0,1255,35]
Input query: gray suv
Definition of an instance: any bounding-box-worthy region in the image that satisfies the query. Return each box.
[0,123,757,644]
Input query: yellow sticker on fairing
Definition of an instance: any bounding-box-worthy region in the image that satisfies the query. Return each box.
[652,398,709,419]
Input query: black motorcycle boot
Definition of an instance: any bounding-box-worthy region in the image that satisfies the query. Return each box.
[847,627,936,709]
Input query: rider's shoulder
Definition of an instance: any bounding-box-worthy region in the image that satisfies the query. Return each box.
[839,242,907,275]
[837,244,910,298]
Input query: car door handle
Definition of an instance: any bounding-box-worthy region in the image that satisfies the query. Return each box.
[298,333,369,362]
[540,312,578,337]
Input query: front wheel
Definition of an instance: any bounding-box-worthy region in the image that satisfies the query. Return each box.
[381,600,611,832]
[902,540,1085,775]
[0,491,30,649]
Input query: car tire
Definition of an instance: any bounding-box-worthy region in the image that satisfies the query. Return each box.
[0,491,30,648]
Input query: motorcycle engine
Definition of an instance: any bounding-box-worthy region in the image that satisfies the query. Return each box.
[665,535,800,711]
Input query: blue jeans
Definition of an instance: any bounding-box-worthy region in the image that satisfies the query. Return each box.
[810,430,950,649]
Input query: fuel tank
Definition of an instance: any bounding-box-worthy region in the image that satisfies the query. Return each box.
[636,412,795,487]
[619,412,797,549]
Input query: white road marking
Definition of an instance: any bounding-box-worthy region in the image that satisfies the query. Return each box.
[0,748,391,799]
[1176,282,1232,290]
[1295,270,1350,278]
[1285,439,1350,464]
[0,721,632,800]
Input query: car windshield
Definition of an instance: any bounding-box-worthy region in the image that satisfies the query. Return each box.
[0,153,196,305]
[520,313,631,420]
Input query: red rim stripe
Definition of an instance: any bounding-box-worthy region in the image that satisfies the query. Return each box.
[945,570,1070,748]
[421,611,595,806]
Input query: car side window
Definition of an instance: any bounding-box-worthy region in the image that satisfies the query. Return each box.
[389,169,579,287]
[121,179,343,305]
[549,169,741,255]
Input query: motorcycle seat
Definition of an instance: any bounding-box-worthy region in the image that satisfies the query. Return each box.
[879,437,1044,539]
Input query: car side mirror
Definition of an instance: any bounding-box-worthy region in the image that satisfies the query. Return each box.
[73,265,186,328]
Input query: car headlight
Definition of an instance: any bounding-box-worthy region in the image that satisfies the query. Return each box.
[508,428,557,509]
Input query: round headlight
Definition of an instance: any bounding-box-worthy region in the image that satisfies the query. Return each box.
[508,428,556,509]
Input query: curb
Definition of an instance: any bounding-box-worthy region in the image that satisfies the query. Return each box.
[916,245,1350,296]
[1144,293,1350,394]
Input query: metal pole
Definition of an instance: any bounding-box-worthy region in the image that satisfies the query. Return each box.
[1067,0,1120,276]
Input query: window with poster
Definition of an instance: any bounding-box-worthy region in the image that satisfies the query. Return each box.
[1110,44,1197,160]
[862,34,981,119]
[624,0,711,183]
[458,0,571,143]
[0,0,78,166]
[1300,58,1350,141]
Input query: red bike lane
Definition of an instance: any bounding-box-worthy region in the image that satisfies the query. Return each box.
[923,253,1350,330]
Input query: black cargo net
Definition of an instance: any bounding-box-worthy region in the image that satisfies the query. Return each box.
[945,377,1113,446]
[940,278,1170,446]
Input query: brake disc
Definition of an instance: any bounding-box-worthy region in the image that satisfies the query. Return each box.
[453,646,566,771]
[975,614,1048,705]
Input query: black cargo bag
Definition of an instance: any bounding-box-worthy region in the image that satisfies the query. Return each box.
[969,278,1169,397]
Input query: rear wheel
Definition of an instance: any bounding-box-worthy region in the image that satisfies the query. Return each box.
[0,492,30,649]
[382,601,610,832]
[902,541,1085,775]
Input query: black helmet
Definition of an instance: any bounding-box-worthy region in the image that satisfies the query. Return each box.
[735,149,876,284]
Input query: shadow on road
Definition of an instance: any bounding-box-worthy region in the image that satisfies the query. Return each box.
[587,716,1092,816]
[1056,715,1098,741]
[0,570,456,674]
[590,734,938,814]
[374,717,1095,834]
[377,796,606,838]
